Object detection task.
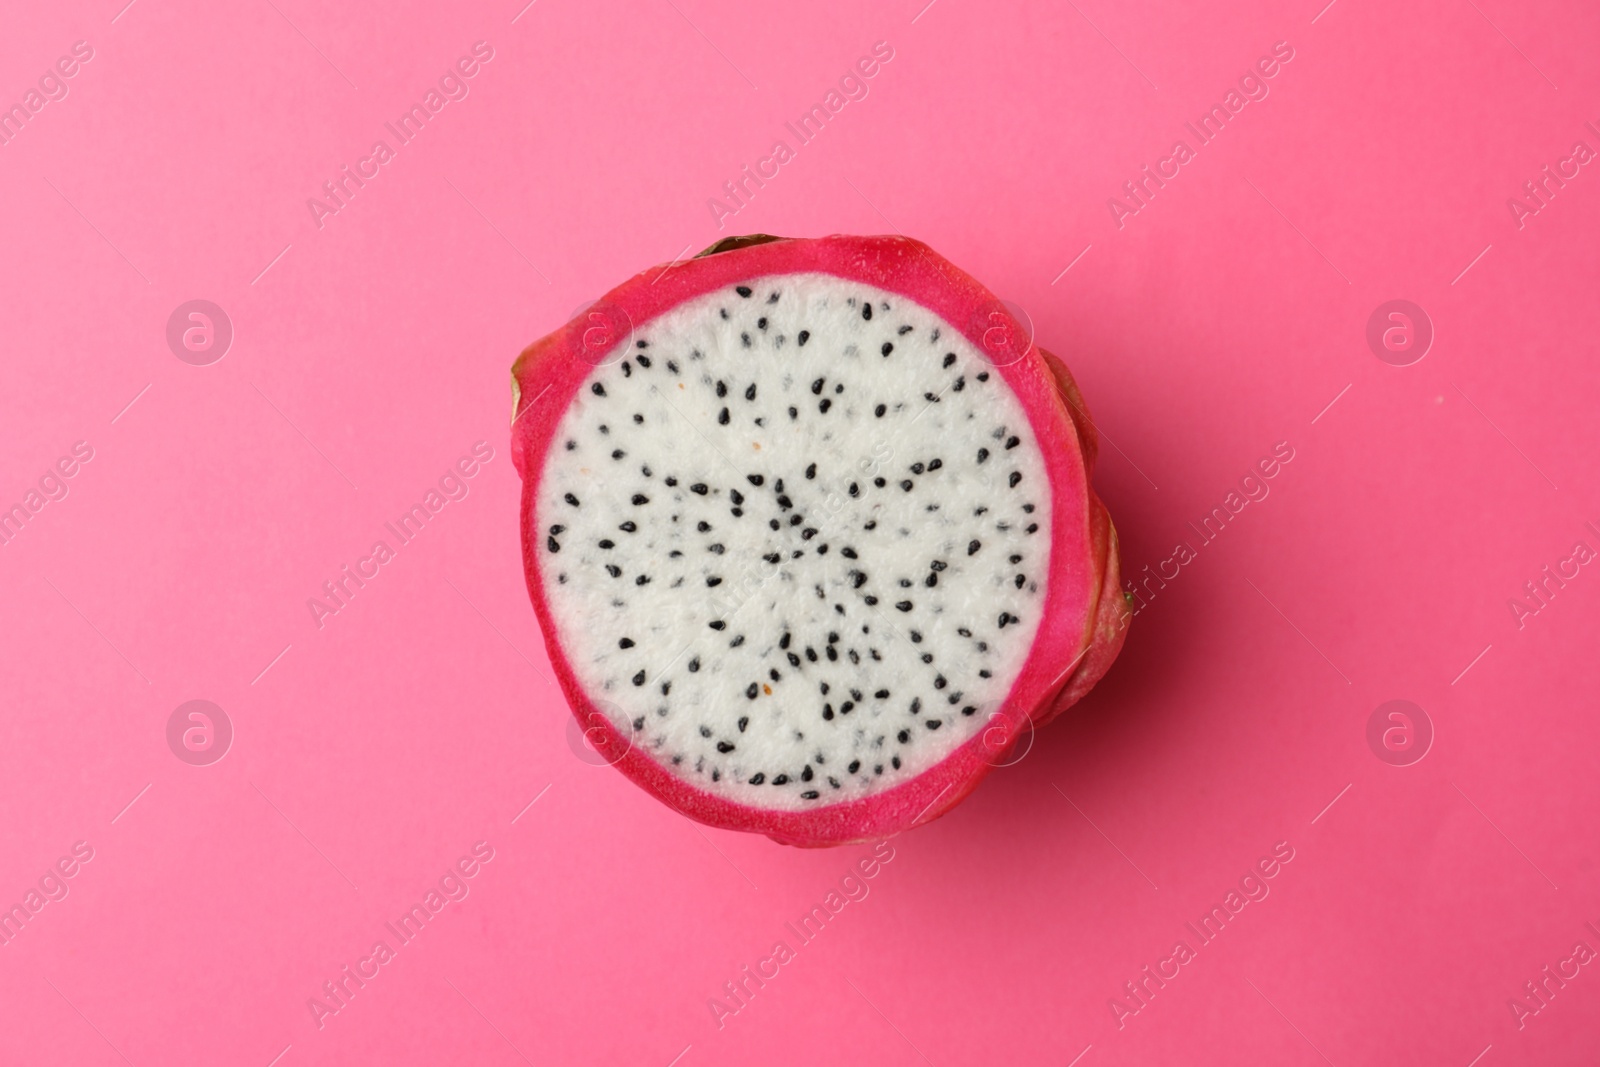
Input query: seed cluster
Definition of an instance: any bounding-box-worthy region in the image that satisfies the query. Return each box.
[539,274,1050,810]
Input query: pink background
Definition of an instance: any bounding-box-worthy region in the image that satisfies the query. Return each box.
[1,0,1597,1064]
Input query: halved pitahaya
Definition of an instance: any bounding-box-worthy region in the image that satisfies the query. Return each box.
[511,234,1127,846]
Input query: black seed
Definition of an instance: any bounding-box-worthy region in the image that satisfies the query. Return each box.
[802,790,819,799]
[605,564,621,577]
[665,476,678,486]
[709,621,726,631]
[977,371,990,381]
[689,483,707,496]
[926,719,942,730]
[611,449,624,460]
[1015,574,1026,588]
[881,342,893,357]
[637,354,651,367]
[1005,436,1020,450]
[749,773,765,784]
[934,675,947,690]
[631,670,646,686]
[910,697,922,714]
[736,285,752,297]
[874,404,886,417]
[968,539,982,555]
[806,647,818,662]
[891,757,901,770]
[823,704,835,721]
[716,741,735,753]
[920,652,933,663]
[591,382,606,397]
[909,630,923,643]
[801,527,818,540]
[565,492,580,506]
[731,634,745,647]
[769,519,780,531]
[998,612,1014,628]
[848,482,860,497]
[633,717,644,730]
[788,406,798,419]
[598,539,615,549]
[862,303,873,320]
[977,448,989,464]
[811,378,825,395]
[874,477,886,488]
[631,494,649,505]
[842,547,858,559]
[731,508,743,517]
[896,601,913,612]
[952,377,965,392]
[864,595,879,605]
[716,380,727,398]
[819,398,832,413]
[777,494,792,509]
[787,652,800,667]
[851,572,867,589]
[826,646,839,661]
[746,683,759,699]
[840,701,855,714]
[764,552,781,564]
[943,353,957,368]
[745,383,757,400]
[635,575,650,585]
[1027,523,1039,533]
[900,480,913,491]
[897,730,910,742]
[718,407,730,425]
[707,577,723,587]
[756,318,767,331]
[875,689,889,699]
[798,330,810,346]
[619,637,635,649]
[801,765,813,782]
[662,681,672,695]
[849,760,861,773]
[546,537,560,552]
[709,543,725,555]
[925,573,938,588]
[910,463,925,475]
[688,657,700,672]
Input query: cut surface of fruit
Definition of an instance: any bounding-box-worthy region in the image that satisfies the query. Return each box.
[512,235,1126,845]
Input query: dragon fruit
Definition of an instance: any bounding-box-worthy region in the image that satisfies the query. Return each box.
[511,234,1127,846]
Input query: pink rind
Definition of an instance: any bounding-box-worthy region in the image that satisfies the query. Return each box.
[512,234,1126,846]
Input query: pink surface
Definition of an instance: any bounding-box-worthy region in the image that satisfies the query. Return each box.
[0,0,1596,1064]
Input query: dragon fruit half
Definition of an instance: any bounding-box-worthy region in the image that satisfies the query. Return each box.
[510,234,1127,846]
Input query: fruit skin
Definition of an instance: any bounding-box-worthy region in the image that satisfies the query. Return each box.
[512,234,1127,846]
